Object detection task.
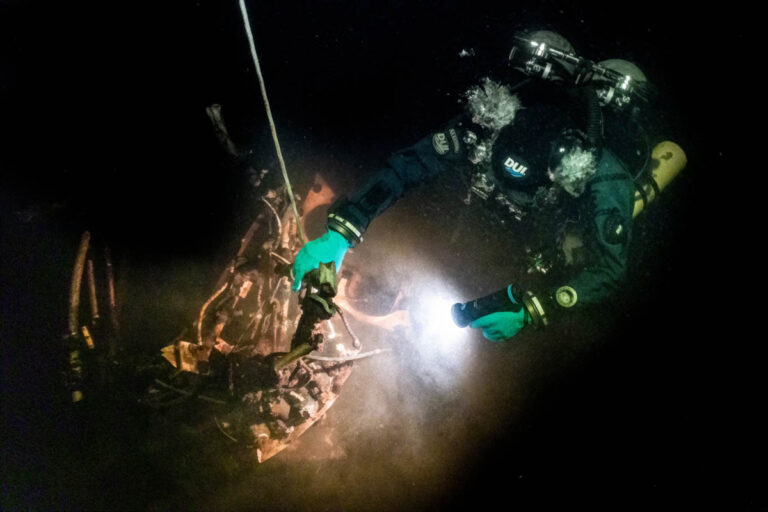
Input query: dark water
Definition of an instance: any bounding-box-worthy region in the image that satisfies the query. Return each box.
[1,1,758,510]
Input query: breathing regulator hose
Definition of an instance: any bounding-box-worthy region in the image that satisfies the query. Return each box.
[584,86,603,149]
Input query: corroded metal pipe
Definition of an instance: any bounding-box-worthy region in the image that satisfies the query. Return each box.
[68,231,90,337]
[66,231,90,403]
[86,259,99,323]
[105,247,119,335]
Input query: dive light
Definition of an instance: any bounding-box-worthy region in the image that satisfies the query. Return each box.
[451,285,548,329]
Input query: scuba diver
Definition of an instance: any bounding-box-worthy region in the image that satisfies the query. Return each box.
[291,30,685,342]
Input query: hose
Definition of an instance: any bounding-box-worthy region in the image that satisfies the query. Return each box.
[584,86,603,149]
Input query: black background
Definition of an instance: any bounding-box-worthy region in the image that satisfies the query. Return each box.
[0,1,759,510]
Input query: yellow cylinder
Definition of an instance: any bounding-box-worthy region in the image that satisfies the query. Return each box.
[632,141,687,217]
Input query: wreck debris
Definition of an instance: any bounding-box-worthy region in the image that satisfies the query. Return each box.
[204,103,239,158]
[152,179,377,462]
[105,247,120,354]
[135,102,395,460]
[305,348,390,362]
[336,306,361,349]
[86,259,100,324]
[64,233,128,402]
[61,170,397,462]
[260,197,283,241]
[68,231,90,337]
[198,283,228,346]
[215,416,239,442]
[81,325,95,350]
[220,261,363,462]
[300,173,335,222]
[151,378,227,406]
[65,231,91,402]
[161,340,204,373]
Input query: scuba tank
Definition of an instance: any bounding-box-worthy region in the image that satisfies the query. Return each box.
[633,141,687,217]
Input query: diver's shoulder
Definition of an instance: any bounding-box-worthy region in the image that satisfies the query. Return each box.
[595,147,633,178]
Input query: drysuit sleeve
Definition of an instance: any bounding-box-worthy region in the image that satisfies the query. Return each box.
[327,117,471,245]
[550,148,636,311]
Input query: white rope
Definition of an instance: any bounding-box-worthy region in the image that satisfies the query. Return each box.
[238,0,306,245]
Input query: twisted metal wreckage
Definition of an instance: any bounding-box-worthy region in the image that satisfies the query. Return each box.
[62,98,407,463]
[61,4,412,463]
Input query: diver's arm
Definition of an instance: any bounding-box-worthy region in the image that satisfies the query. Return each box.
[328,118,470,244]
[295,77,517,289]
[291,117,471,290]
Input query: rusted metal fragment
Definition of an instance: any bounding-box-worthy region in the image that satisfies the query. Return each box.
[68,231,90,337]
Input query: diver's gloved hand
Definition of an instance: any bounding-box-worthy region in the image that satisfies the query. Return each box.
[469,309,526,342]
[291,229,351,291]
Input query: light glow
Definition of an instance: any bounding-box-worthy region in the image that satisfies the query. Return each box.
[407,278,473,390]
[418,295,470,354]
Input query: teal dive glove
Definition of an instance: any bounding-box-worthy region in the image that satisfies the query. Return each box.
[291,229,351,291]
[469,309,526,342]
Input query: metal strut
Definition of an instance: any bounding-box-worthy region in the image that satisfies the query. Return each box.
[238,0,307,246]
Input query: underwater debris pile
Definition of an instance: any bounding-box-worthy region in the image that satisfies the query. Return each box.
[59,102,404,465]
[145,180,366,463]
[220,354,354,462]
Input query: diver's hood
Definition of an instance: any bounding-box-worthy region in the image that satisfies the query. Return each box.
[492,102,567,194]
[491,87,597,198]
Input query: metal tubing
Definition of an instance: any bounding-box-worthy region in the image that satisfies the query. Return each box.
[68,231,90,337]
